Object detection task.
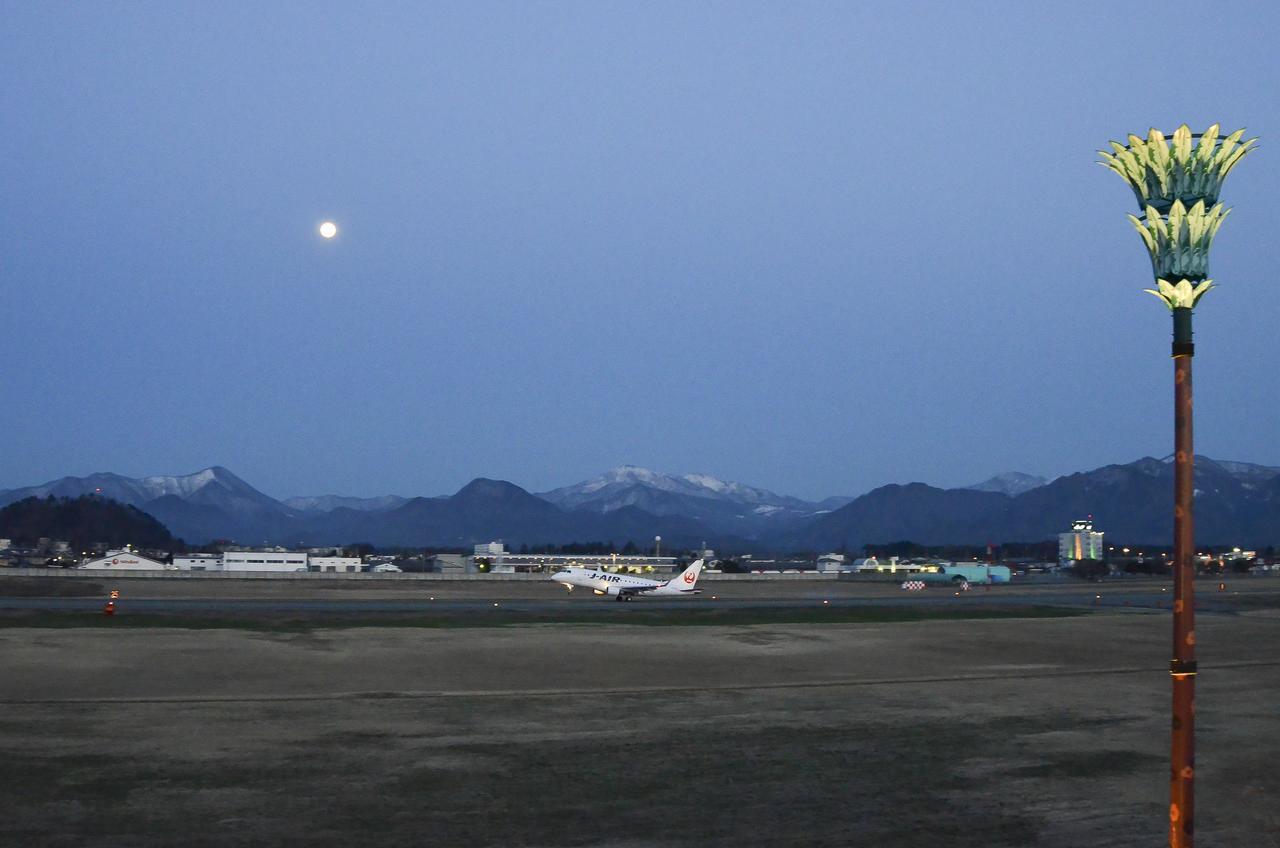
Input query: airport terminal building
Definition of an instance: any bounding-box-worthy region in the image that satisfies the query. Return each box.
[474,543,677,574]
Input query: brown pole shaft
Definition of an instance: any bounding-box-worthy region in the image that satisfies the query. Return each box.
[1170,306,1196,848]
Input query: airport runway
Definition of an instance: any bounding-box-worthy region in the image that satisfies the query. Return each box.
[0,574,1276,615]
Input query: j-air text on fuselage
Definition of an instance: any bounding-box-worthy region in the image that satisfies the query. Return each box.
[550,559,704,601]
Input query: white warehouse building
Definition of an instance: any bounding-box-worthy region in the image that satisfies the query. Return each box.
[80,550,171,570]
[173,554,223,571]
[221,551,308,572]
[82,550,385,574]
[309,556,361,573]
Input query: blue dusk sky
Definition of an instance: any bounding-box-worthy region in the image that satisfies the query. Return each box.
[3,2,1278,501]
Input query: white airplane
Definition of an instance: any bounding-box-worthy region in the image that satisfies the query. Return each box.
[550,559,704,601]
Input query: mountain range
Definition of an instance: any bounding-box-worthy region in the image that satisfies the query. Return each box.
[799,457,1280,550]
[1,457,1278,550]
[539,465,845,537]
[964,472,1050,497]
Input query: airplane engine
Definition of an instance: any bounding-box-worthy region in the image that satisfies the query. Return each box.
[604,585,622,597]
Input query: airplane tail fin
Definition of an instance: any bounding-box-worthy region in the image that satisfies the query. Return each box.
[666,559,704,590]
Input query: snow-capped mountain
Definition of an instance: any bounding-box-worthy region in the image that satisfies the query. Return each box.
[0,466,299,542]
[540,465,817,512]
[0,466,282,513]
[1188,459,1280,489]
[537,466,834,539]
[965,471,1049,497]
[9,454,1277,550]
[283,494,409,513]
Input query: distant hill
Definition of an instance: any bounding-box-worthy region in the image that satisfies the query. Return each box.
[4,456,1277,550]
[797,483,1013,549]
[0,495,177,550]
[311,478,580,548]
[297,478,722,549]
[539,465,832,539]
[541,465,813,511]
[799,456,1280,549]
[1000,457,1280,544]
[0,466,300,544]
[0,467,728,548]
[965,472,1048,497]
[0,466,282,511]
[283,494,409,513]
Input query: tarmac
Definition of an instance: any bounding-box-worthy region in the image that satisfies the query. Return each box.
[2,574,1278,847]
[2,571,1276,614]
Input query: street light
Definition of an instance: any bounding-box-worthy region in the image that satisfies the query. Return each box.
[1100,123,1256,848]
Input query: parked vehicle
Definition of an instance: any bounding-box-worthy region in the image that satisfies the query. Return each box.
[916,563,1011,586]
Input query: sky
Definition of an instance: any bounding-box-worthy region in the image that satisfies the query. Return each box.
[3,1,1279,502]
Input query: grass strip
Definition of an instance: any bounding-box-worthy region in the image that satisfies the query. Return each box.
[0,605,1085,632]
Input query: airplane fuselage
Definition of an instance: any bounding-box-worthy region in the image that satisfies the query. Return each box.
[550,561,703,600]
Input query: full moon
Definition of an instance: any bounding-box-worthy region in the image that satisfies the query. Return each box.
[319,221,338,239]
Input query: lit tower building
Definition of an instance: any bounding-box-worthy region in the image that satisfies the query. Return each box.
[1058,517,1104,565]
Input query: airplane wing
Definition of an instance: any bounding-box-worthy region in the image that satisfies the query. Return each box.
[618,585,700,597]
[619,585,662,596]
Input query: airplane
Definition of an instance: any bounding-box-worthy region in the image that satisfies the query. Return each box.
[550,559,704,601]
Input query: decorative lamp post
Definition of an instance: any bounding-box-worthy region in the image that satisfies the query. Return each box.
[1099,124,1256,848]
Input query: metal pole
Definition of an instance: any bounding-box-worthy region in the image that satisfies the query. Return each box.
[1169,305,1196,848]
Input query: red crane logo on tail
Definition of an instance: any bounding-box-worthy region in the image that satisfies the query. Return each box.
[683,570,696,584]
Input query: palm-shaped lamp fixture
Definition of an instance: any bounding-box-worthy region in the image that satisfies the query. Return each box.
[1099,124,1255,848]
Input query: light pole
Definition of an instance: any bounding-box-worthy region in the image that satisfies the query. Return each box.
[1099,124,1256,848]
